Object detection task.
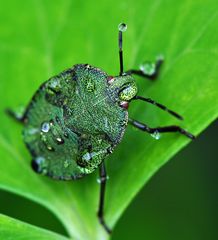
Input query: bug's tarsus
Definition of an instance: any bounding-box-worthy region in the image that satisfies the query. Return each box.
[5,108,26,124]
[97,162,112,234]
[128,118,195,140]
[126,57,163,80]
[132,95,183,120]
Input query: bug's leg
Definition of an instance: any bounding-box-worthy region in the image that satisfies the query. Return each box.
[118,23,127,76]
[97,161,111,234]
[129,118,195,140]
[5,108,26,124]
[126,56,163,80]
[131,95,183,120]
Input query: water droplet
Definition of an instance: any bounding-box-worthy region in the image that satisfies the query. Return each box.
[40,133,55,151]
[96,175,110,184]
[47,145,55,151]
[118,23,127,32]
[64,160,70,168]
[97,178,101,184]
[82,152,92,161]
[46,78,61,96]
[50,78,61,90]
[41,122,50,133]
[56,137,64,144]
[140,61,156,76]
[151,130,161,140]
[49,120,54,126]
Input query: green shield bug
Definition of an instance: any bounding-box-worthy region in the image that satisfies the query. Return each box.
[7,22,195,234]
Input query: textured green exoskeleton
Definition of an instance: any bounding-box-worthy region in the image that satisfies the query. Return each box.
[23,64,136,180]
[8,23,195,234]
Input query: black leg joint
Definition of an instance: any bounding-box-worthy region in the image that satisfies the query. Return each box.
[97,162,112,234]
[129,118,195,140]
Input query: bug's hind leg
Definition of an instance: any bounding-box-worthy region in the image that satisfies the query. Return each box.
[126,55,164,80]
[5,107,26,124]
[129,118,195,140]
[97,161,112,234]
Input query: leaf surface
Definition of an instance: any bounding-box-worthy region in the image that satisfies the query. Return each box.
[0,214,69,240]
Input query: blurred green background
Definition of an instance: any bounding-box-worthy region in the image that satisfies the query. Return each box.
[0,0,218,239]
[0,121,217,239]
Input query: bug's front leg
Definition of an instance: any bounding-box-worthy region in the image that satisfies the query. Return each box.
[129,118,195,140]
[126,56,164,80]
[5,107,27,124]
[97,161,111,234]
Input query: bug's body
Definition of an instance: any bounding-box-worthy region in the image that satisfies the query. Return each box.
[23,64,133,180]
[7,23,195,234]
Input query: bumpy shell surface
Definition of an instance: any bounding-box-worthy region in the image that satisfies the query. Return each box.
[23,64,128,180]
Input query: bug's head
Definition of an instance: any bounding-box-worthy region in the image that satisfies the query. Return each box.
[118,75,137,101]
[107,74,137,108]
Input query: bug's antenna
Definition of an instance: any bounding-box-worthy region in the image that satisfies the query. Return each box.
[118,23,127,76]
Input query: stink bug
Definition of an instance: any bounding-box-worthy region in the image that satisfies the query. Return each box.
[7,23,195,234]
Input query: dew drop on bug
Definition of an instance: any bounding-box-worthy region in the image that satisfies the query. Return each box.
[118,23,127,32]
[50,78,61,90]
[140,61,156,76]
[82,152,92,161]
[41,122,50,133]
[47,145,54,151]
[151,130,161,140]
[56,137,64,144]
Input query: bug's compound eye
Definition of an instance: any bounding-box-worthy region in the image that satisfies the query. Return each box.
[119,82,137,101]
[107,76,115,84]
[31,157,47,174]
[120,101,129,109]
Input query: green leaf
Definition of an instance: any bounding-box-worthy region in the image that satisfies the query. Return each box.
[0,0,217,240]
[0,214,69,240]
